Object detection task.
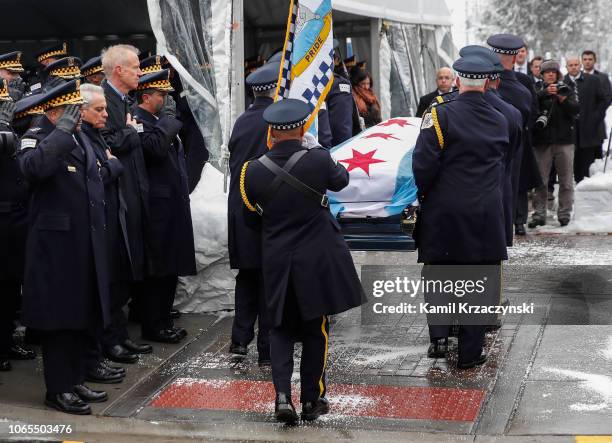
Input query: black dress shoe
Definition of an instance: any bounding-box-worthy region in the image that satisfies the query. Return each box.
[0,358,11,371]
[45,393,91,415]
[171,327,187,340]
[8,344,36,360]
[100,360,126,375]
[528,218,546,228]
[122,339,153,354]
[170,309,181,319]
[258,357,271,367]
[142,329,181,344]
[301,397,329,421]
[229,342,248,356]
[85,364,124,384]
[559,218,570,227]
[515,224,526,236]
[457,352,487,369]
[275,392,298,424]
[73,384,108,403]
[104,344,139,364]
[427,338,448,358]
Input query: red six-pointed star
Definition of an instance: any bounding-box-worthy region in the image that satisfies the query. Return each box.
[339,149,386,176]
[363,132,401,141]
[378,118,411,127]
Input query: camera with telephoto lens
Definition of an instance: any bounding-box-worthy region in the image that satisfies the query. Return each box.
[535,109,550,129]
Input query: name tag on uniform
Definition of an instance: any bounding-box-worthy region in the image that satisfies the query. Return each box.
[20,139,37,150]
[30,83,41,91]
[136,123,144,133]
[67,165,77,172]
[339,84,351,94]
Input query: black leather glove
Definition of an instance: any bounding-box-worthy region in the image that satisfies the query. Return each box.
[8,78,26,101]
[0,100,16,126]
[161,94,177,119]
[55,104,81,134]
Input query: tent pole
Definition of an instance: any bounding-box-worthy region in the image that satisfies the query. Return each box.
[370,18,381,99]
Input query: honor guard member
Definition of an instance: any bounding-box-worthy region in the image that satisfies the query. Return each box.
[226,61,278,364]
[413,56,509,369]
[12,92,46,137]
[101,44,152,362]
[488,34,541,236]
[0,80,36,371]
[39,57,82,94]
[18,80,114,414]
[0,51,27,101]
[79,83,130,384]
[133,69,196,344]
[29,42,69,93]
[81,56,105,86]
[459,45,523,246]
[241,99,366,423]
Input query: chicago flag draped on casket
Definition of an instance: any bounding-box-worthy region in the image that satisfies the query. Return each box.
[271,0,335,144]
[328,117,421,218]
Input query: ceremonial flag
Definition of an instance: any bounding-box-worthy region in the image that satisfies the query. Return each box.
[328,117,420,218]
[271,0,335,144]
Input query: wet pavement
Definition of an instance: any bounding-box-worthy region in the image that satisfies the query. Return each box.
[1,235,611,442]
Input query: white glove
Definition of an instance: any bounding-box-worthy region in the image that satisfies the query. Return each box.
[301,132,320,150]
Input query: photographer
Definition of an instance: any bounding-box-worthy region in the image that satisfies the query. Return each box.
[529,60,580,228]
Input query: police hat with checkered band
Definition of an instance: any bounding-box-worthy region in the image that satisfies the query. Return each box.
[140,55,165,74]
[246,61,281,92]
[486,34,525,56]
[81,56,103,78]
[137,68,174,92]
[452,56,496,80]
[39,79,84,110]
[459,45,503,79]
[35,42,68,64]
[13,93,46,119]
[263,98,310,130]
[0,51,24,73]
[44,57,82,80]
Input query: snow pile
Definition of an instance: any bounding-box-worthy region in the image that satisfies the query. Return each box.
[543,367,612,412]
[570,158,612,234]
[175,164,236,313]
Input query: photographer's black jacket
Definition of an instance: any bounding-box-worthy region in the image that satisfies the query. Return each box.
[533,82,580,146]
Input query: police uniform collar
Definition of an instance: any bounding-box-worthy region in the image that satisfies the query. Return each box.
[457,90,486,102]
[270,138,304,152]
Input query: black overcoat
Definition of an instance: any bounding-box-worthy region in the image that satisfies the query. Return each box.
[564,73,610,148]
[243,139,366,327]
[18,117,113,330]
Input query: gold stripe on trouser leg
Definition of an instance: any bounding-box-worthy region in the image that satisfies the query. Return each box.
[318,315,329,397]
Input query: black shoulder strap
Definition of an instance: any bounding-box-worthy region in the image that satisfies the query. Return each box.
[258,151,329,212]
[256,150,308,215]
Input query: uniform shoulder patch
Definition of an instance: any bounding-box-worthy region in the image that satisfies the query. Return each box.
[29,127,41,133]
[339,83,351,94]
[20,138,37,150]
[421,112,434,129]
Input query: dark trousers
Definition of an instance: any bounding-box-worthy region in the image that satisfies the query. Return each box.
[514,190,529,225]
[231,269,270,358]
[100,281,131,350]
[574,146,597,183]
[269,288,329,403]
[0,279,21,353]
[41,331,88,395]
[141,275,178,335]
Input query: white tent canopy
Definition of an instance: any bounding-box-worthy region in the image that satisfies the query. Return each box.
[333,0,452,26]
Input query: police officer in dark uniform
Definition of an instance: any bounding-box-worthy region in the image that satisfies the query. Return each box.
[29,42,69,94]
[0,51,27,101]
[487,34,541,236]
[459,45,523,247]
[133,69,196,343]
[413,56,509,369]
[18,80,114,414]
[81,56,105,86]
[241,99,366,422]
[0,80,37,371]
[226,61,278,364]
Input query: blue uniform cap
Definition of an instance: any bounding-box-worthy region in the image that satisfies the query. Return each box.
[486,34,525,55]
[44,56,82,80]
[263,98,310,130]
[452,56,496,79]
[459,45,503,79]
[39,79,85,110]
[81,56,103,77]
[246,61,281,92]
[0,51,24,73]
[14,92,47,118]
[140,55,165,74]
[267,51,283,63]
[137,68,174,92]
[35,42,68,63]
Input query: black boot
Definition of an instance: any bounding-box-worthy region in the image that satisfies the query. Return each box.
[274,392,298,424]
[44,393,91,415]
[301,397,329,421]
[514,224,526,236]
[229,342,248,356]
[457,352,487,369]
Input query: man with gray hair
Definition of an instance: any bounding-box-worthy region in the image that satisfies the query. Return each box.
[416,67,456,117]
[100,45,155,359]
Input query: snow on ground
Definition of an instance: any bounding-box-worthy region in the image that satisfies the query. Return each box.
[542,367,612,412]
